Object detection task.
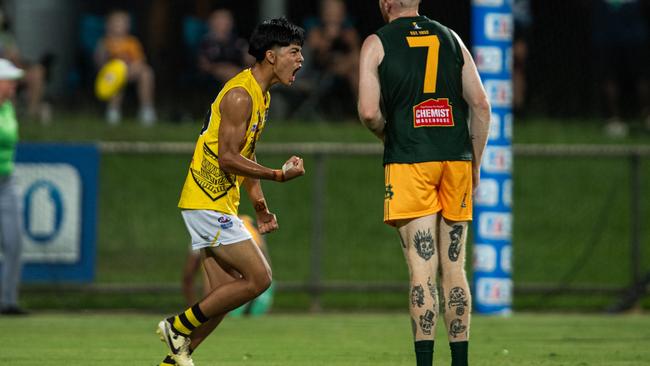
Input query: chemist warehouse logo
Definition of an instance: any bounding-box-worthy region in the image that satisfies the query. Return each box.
[413,99,455,127]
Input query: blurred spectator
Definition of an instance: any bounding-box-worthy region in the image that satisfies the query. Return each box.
[198,8,253,88]
[513,0,532,116]
[592,0,650,137]
[302,0,360,119]
[95,10,157,125]
[0,10,51,124]
[0,59,26,316]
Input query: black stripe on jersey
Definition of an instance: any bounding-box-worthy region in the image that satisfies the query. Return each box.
[200,108,211,135]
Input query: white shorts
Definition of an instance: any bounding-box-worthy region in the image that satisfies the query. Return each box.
[181,210,253,250]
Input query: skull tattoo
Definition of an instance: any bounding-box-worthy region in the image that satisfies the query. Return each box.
[414,229,435,260]
[448,287,468,316]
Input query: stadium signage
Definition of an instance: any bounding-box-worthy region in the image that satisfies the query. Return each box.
[473,0,504,7]
[473,244,497,272]
[476,277,512,306]
[484,13,513,41]
[474,46,503,74]
[489,113,501,140]
[482,146,513,173]
[475,178,499,206]
[478,212,512,240]
[484,79,513,108]
[7,144,98,282]
[472,1,513,314]
[15,164,81,263]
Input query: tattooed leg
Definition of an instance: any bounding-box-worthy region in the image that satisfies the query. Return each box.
[397,214,440,341]
[438,217,471,342]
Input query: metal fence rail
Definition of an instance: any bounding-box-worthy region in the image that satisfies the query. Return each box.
[95,142,649,310]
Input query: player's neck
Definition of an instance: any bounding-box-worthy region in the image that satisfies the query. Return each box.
[388,9,419,23]
[250,63,274,94]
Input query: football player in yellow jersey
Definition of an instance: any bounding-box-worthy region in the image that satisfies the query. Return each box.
[156,18,305,366]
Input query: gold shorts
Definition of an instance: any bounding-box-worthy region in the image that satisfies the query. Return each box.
[384,161,472,226]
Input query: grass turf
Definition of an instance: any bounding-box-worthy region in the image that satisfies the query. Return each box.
[1,312,649,365]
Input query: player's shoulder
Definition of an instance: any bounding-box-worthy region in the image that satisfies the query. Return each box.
[219,86,253,113]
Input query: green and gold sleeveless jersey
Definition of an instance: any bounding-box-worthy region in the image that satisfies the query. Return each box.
[178,68,270,215]
[376,16,472,164]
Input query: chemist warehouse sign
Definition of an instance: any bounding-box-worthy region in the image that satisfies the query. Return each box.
[0,144,98,282]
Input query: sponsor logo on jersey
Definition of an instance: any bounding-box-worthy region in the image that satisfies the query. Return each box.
[484,13,513,41]
[412,22,422,30]
[473,244,497,272]
[474,46,503,74]
[473,0,504,7]
[483,145,512,173]
[476,277,512,306]
[413,99,455,127]
[478,212,512,240]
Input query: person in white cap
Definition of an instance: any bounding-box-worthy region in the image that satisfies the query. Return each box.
[0,58,27,315]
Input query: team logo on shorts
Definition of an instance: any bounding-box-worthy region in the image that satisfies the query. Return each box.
[384,184,394,200]
[217,216,233,229]
[413,99,455,127]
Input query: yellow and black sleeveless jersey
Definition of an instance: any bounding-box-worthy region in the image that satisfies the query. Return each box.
[178,68,270,215]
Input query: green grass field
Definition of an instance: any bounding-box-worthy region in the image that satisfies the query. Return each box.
[1,313,649,365]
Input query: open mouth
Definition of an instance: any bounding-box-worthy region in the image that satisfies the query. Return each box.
[290,66,302,82]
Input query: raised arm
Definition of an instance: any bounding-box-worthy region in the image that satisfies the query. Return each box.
[452,31,491,193]
[357,34,386,142]
[217,88,304,182]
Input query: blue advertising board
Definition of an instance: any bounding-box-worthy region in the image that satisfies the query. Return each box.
[0,144,99,283]
[471,0,513,314]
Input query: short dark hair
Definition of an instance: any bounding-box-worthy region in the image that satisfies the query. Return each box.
[248,17,305,62]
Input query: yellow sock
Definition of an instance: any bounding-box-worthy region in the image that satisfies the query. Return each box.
[170,303,209,336]
[159,354,175,365]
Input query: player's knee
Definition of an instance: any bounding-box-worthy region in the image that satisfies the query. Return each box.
[247,270,272,297]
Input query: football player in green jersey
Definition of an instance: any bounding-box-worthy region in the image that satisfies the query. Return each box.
[358,1,491,365]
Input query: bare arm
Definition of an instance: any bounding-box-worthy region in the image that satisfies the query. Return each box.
[217,87,305,182]
[357,34,386,141]
[453,31,491,192]
[242,171,278,234]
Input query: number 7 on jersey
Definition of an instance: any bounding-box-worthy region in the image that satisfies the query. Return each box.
[406,35,441,94]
